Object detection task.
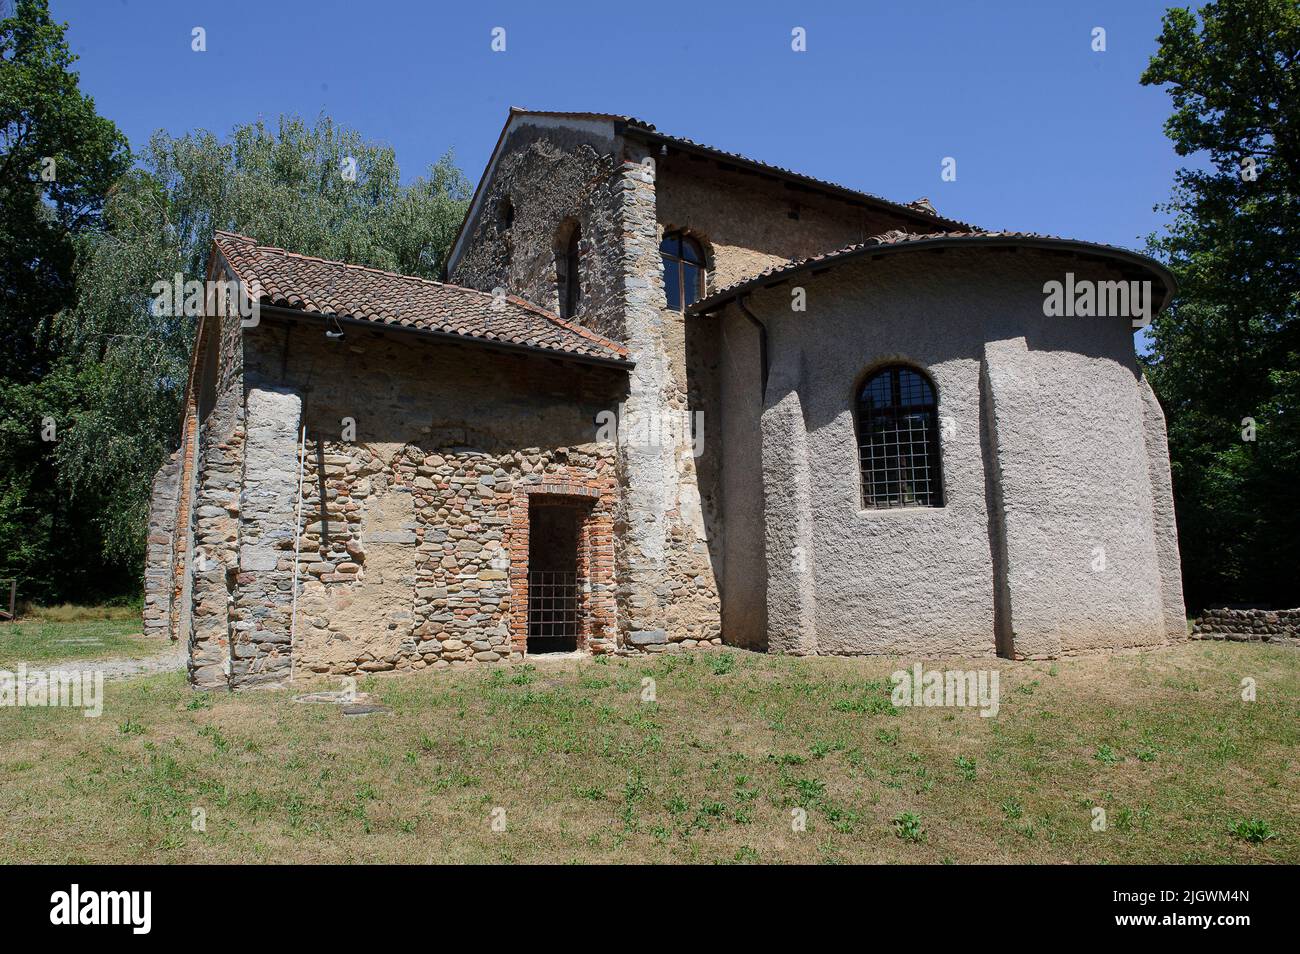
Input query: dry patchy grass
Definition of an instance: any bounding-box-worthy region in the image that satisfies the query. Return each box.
[1,641,1296,864]
[0,617,161,667]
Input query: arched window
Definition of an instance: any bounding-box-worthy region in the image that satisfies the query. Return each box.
[557,224,581,319]
[660,232,705,310]
[856,365,943,509]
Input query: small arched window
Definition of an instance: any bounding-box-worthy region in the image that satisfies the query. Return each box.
[856,365,943,509]
[557,224,581,319]
[660,232,705,310]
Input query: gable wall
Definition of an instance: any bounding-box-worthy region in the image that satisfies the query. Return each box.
[451,118,628,344]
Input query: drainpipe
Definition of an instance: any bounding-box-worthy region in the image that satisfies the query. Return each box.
[736,294,769,401]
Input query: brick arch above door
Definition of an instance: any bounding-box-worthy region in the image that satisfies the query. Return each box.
[508,476,618,656]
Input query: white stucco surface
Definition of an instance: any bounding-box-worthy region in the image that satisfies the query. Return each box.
[719,247,1183,657]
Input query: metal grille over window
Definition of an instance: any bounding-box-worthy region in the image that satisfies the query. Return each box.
[856,366,943,509]
[528,571,579,642]
[660,232,704,311]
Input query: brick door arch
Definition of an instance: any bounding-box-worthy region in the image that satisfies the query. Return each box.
[508,479,618,656]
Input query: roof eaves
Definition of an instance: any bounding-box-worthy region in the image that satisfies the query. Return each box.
[210,233,633,368]
[688,232,1178,316]
[615,119,977,232]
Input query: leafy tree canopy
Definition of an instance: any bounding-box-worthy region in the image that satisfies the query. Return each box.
[0,52,470,604]
[1141,0,1299,610]
[0,0,130,380]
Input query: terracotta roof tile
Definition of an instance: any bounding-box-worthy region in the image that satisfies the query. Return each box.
[212,231,630,365]
[689,230,1177,314]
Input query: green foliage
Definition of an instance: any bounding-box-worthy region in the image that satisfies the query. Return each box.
[1228,817,1278,842]
[0,0,130,380]
[1094,744,1124,765]
[0,29,470,605]
[0,0,135,604]
[892,811,926,843]
[1140,0,1300,611]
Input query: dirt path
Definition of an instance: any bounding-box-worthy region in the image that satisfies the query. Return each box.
[36,646,188,680]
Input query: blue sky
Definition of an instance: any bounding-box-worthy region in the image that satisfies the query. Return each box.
[54,0,1194,253]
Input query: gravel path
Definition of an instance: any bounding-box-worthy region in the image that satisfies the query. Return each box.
[36,646,188,680]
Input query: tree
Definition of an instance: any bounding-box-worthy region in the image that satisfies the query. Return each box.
[0,0,129,380]
[0,0,132,605]
[1140,0,1299,611]
[36,114,470,604]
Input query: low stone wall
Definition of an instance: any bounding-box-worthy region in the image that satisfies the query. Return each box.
[142,452,181,634]
[1190,607,1300,642]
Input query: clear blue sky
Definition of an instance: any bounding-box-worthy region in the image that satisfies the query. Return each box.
[54,0,1194,252]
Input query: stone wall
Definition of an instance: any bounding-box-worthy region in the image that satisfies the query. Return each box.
[142,452,180,634]
[1191,607,1300,642]
[451,116,627,343]
[452,121,725,650]
[188,308,248,688]
[232,316,625,682]
[290,440,619,675]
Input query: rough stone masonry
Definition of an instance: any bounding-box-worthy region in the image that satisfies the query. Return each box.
[147,108,1189,689]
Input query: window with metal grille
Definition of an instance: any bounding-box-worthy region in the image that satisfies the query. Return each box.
[856,365,943,509]
[660,232,705,311]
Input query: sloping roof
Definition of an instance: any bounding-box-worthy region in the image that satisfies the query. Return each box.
[446,108,976,274]
[688,230,1178,315]
[602,112,977,231]
[211,231,630,367]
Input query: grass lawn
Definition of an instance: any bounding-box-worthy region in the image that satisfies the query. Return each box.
[1,641,1296,864]
[0,613,164,667]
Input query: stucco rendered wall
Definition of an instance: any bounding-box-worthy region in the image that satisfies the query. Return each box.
[716,313,766,648]
[727,248,1183,657]
[655,158,932,290]
[627,158,941,650]
[1139,376,1190,640]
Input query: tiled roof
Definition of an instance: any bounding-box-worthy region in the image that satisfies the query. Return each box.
[447,108,980,273]
[510,109,979,231]
[211,231,630,366]
[689,230,1178,314]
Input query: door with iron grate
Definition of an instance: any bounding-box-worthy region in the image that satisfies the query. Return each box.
[526,502,582,653]
[528,570,579,652]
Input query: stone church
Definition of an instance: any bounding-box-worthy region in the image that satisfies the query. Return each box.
[144,109,1187,689]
